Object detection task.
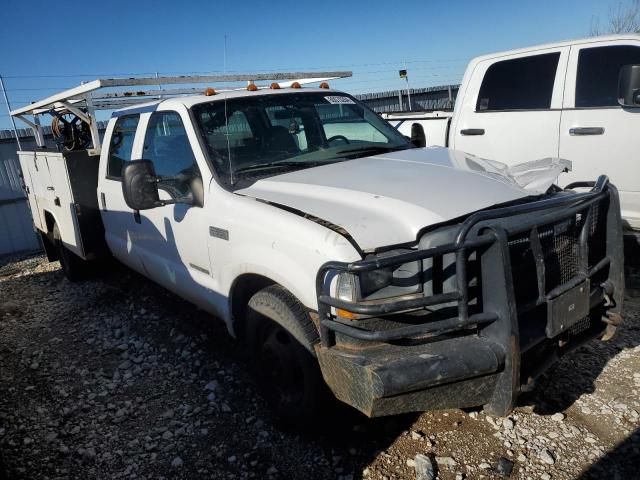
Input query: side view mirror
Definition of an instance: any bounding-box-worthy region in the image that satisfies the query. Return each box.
[618,64,640,107]
[410,123,426,148]
[122,160,162,210]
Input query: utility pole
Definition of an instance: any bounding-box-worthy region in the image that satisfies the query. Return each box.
[399,68,412,111]
[0,75,22,150]
[156,71,163,99]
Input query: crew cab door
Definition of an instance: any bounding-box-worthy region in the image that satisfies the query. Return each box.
[133,109,213,307]
[451,47,569,164]
[97,114,145,273]
[558,40,640,229]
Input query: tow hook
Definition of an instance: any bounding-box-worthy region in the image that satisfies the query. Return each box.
[601,281,615,307]
[600,312,622,341]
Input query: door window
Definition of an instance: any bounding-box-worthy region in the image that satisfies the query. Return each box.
[143,112,200,197]
[107,115,139,178]
[476,53,561,111]
[575,45,640,107]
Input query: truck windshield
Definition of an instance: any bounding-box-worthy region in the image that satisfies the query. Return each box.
[191,92,412,186]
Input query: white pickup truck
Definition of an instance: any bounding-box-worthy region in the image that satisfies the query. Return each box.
[384,34,640,231]
[12,73,624,428]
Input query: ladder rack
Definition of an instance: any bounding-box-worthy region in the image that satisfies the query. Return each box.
[10,71,352,154]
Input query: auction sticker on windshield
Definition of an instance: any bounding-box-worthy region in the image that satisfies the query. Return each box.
[324,96,356,104]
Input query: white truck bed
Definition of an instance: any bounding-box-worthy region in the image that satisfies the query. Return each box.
[382,111,452,147]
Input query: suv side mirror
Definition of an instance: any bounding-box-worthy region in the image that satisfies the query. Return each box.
[122,160,161,210]
[618,64,640,107]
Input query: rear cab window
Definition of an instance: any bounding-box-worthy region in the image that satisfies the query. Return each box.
[575,45,640,107]
[107,115,140,179]
[476,53,561,111]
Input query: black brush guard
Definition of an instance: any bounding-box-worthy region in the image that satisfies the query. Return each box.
[315,176,624,417]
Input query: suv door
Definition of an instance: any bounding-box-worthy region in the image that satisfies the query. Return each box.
[451,48,569,164]
[135,109,213,306]
[558,41,640,229]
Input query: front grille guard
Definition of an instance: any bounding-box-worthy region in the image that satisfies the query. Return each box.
[316,175,620,348]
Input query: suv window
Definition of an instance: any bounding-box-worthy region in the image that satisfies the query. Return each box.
[107,115,139,178]
[576,45,640,107]
[143,112,200,196]
[477,52,560,111]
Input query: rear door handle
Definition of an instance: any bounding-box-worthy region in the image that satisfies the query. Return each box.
[569,127,604,136]
[460,128,485,136]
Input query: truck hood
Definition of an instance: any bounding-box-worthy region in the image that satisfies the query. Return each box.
[236,147,570,250]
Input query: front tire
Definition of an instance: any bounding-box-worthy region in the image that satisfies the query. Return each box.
[53,224,87,281]
[245,285,327,429]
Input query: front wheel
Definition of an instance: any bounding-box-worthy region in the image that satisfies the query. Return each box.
[245,285,328,429]
[53,224,88,281]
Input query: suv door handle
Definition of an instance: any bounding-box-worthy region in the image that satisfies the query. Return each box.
[460,128,485,136]
[569,127,604,136]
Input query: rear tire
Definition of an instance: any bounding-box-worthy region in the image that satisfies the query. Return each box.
[53,224,88,282]
[245,285,327,430]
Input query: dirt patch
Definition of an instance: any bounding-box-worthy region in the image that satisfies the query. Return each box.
[0,255,638,479]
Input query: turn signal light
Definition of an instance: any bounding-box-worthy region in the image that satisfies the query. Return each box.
[336,308,359,320]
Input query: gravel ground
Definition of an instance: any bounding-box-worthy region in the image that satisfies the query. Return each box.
[0,254,638,480]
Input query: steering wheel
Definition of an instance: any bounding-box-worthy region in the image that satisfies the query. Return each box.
[327,135,351,145]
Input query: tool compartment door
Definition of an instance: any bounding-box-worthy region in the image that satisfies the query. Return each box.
[17,151,44,232]
[44,153,86,258]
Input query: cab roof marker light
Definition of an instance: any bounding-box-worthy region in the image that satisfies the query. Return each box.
[204,88,216,96]
[247,83,258,91]
[319,82,330,89]
[270,82,281,89]
[291,82,302,89]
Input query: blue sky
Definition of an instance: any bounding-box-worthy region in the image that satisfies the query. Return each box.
[0,0,615,129]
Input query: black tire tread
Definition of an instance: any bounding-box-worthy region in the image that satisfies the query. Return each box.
[245,284,327,430]
[247,284,319,354]
[52,224,87,282]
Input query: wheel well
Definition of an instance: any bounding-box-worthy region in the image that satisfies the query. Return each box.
[42,211,59,261]
[230,274,275,339]
[44,211,56,234]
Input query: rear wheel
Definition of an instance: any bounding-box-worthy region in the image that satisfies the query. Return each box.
[245,285,327,429]
[53,224,88,281]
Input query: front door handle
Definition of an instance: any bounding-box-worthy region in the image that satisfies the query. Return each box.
[569,127,604,136]
[460,128,485,136]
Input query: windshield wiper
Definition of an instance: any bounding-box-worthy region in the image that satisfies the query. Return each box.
[234,160,338,176]
[335,145,411,158]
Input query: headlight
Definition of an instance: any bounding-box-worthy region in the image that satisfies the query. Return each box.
[335,253,422,306]
[336,272,358,302]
